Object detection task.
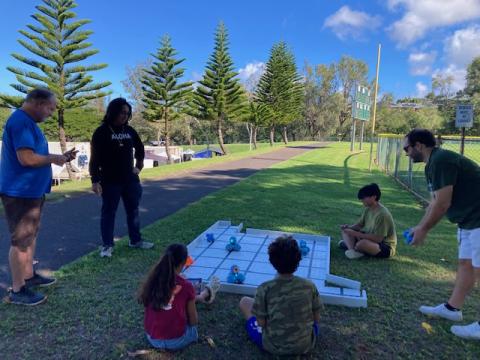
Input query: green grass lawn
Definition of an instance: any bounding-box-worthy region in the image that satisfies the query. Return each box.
[1,143,479,359]
[43,141,312,202]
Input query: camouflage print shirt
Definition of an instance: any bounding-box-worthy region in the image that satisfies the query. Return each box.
[252,275,322,356]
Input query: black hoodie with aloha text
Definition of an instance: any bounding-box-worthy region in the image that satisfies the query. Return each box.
[89,123,144,184]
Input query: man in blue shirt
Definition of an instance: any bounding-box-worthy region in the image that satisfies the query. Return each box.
[0,88,77,306]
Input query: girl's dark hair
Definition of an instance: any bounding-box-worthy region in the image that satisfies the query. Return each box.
[103,97,132,125]
[138,244,188,310]
[268,235,301,274]
[358,183,381,201]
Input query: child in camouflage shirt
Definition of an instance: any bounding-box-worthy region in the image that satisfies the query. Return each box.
[239,235,322,356]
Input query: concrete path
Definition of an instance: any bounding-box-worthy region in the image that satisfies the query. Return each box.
[0,144,323,295]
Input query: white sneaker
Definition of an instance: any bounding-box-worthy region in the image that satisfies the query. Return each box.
[419,303,463,321]
[451,321,480,340]
[345,249,364,259]
[100,246,113,258]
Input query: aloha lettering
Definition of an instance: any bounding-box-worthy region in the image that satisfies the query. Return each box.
[111,133,132,140]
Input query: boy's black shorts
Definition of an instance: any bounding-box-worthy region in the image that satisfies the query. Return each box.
[374,241,391,258]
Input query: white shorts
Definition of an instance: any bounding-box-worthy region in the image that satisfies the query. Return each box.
[458,227,480,268]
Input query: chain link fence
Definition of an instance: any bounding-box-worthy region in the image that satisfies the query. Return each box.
[376,134,480,201]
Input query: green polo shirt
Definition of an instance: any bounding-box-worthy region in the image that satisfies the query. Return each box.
[425,148,480,229]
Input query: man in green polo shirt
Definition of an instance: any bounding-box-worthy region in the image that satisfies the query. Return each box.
[404,128,480,340]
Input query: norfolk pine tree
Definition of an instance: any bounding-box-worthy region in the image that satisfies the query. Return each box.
[255,42,303,145]
[141,35,193,164]
[0,0,111,178]
[194,22,247,155]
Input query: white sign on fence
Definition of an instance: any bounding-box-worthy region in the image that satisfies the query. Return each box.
[456,104,474,128]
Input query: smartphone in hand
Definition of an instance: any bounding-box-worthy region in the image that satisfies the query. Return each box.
[65,147,79,162]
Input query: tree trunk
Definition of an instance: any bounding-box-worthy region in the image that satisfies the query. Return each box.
[57,108,74,180]
[269,125,275,146]
[164,111,172,164]
[252,126,258,150]
[217,116,228,155]
[156,124,162,143]
[282,126,288,144]
[246,123,253,150]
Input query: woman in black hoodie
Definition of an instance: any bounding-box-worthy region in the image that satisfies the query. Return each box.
[90,98,153,257]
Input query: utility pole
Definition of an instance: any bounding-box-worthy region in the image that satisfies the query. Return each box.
[369,44,381,171]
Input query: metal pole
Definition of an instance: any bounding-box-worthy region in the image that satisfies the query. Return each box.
[350,119,356,151]
[460,127,465,155]
[369,43,382,171]
[359,121,365,150]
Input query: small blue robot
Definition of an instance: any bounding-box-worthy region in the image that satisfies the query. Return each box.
[403,229,414,245]
[227,265,245,284]
[225,236,241,252]
[206,233,215,243]
[299,240,310,257]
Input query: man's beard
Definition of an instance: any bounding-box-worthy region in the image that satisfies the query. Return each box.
[410,151,423,163]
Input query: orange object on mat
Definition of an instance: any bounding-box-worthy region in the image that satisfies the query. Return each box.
[185,256,194,267]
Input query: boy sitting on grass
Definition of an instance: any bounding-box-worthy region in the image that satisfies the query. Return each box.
[239,235,321,356]
[338,183,397,260]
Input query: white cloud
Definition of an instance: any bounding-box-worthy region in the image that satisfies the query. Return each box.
[191,71,203,82]
[238,62,265,80]
[323,6,381,40]
[388,0,480,47]
[415,81,429,97]
[238,61,265,93]
[432,64,467,93]
[444,25,480,67]
[408,51,436,75]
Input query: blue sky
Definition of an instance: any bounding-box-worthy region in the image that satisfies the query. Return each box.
[1,0,480,101]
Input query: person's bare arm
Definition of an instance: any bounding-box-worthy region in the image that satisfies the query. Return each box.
[313,310,321,323]
[186,299,198,326]
[17,148,67,167]
[411,186,452,246]
[343,228,384,243]
[340,222,361,231]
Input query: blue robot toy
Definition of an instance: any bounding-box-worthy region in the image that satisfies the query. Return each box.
[227,265,245,284]
[206,233,215,243]
[299,240,310,257]
[225,236,241,252]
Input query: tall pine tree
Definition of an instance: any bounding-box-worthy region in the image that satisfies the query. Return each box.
[0,0,111,171]
[255,42,303,145]
[194,22,246,155]
[141,35,193,164]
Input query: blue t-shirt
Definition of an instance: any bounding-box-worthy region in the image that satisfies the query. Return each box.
[0,109,52,198]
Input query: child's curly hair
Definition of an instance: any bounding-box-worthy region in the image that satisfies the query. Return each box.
[268,235,301,274]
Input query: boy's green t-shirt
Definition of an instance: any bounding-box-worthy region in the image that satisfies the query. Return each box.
[425,148,480,229]
[358,203,397,255]
[252,275,321,356]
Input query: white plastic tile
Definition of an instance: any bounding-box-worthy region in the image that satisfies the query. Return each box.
[183,221,367,308]
[249,262,276,275]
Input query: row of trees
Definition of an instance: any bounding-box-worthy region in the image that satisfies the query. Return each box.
[2,0,480,167]
[0,0,306,164]
[138,23,305,162]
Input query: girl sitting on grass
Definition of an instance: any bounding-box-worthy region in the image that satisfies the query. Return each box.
[138,243,220,350]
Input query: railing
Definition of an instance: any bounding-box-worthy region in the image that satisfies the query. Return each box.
[376,134,480,201]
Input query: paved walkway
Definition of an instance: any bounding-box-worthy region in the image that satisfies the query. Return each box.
[0,144,323,295]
